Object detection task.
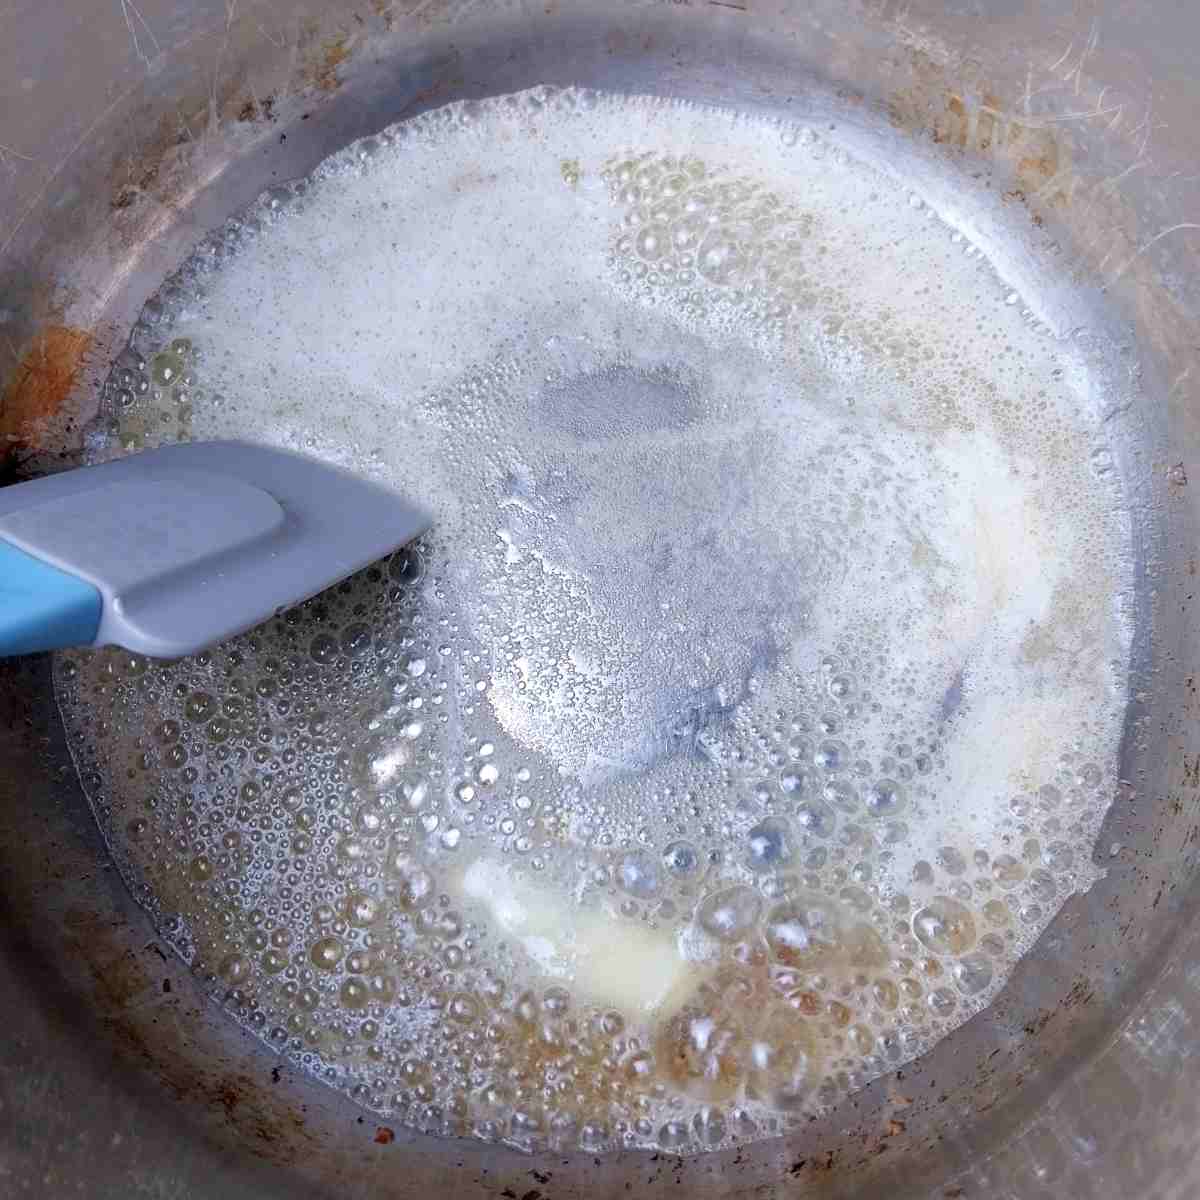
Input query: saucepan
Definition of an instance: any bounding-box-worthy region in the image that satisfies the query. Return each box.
[1,1,1199,1196]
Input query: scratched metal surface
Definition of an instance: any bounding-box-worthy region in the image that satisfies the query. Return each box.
[1,1,1199,1197]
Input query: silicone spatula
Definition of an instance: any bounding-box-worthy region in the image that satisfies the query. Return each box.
[0,441,430,658]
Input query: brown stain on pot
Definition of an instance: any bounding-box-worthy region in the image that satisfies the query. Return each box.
[880,37,1200,420]
[60,905,314,1160]
[0,325,93,462]
[891,81,1069,212]
[314,36,351,92]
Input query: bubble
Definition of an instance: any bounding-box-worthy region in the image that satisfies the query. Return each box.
[822,779,859,812]
[218,953,249,983]
[1040,841,1074,871]
[337,835,366,863]
[846,1023,874,1054]
[418,908,461,940]
[794,795,836,838]
[746,816,794,872]
[863,779,905,819]
[991,855,1026,888]
[184,692,215,722]
[155,720,180,745]
[601,1010,625,1037]
[402,773,431,810]
[845,922,888,968]
[356,802,385,833]
[786,736,812,762]
[388,856,436,908]
[692,1106,727,1146]
[1037,784,1062,809]
[627,1049,655,1080]
[928,986,958,1016]
[370,973,398,1004]
[543,985,571,1014]
[937,847,967,876]
[659,1121,689,1149]
[697,886,763,942]
[765,894,844,967]
[341,623,372,656]
[149,351,184,387]
[341,977,370,1008]
[872,978,899,1011]
[310,634,338,664]
[310,936,344,971]
[1028,868,1057,903]
[662,840,700,876]
[448,992,479,1023]
[636,225,670,261]
[656,1007,744,1102]
[952,953,993,996]
[616,851,660,898]
[389,548,424,585]
[814,740,846,772]
[779,768,809,795]
[696,228,745,285]
[912,898,977,955]
[262,949,287,974]
[346,892,381,926]
[670,215,705,251]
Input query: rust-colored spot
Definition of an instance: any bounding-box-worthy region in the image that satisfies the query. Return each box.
[54,909,314,1162]
[788,990,821,1016]
[214,1081,243,1119]
[1017,153,1057,187]
[62,907,152,1009]
[0,325,92,461]
[316,37,350,92]
[236,95,277,124]
[884,51,1076,231]
[975,107,997,152]
[374,1126,395,1144]
[931,94,968,149]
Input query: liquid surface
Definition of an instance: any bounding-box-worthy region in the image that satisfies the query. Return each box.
[59,88,1134,1154]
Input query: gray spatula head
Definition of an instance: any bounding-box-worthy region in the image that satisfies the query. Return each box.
[0,441,430,658]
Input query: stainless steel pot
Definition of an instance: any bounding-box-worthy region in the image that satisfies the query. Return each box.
[2,1,1198,1196]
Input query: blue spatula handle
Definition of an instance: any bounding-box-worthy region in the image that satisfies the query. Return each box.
[0,539,102,656]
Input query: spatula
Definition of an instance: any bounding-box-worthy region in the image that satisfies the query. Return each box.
[0,441,430,658]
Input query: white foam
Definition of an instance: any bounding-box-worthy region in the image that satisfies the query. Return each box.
[63,87,1134,1152]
